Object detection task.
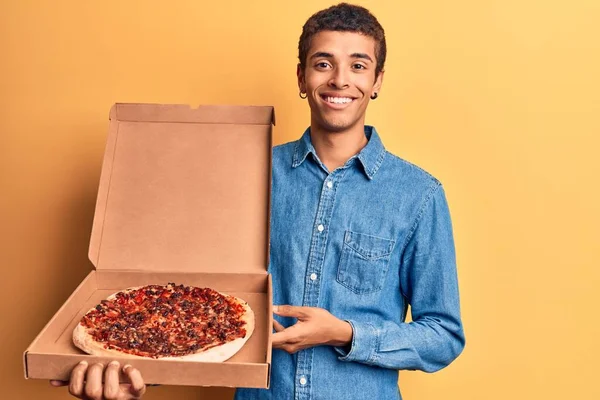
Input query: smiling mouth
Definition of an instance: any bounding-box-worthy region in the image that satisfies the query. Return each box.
[320,95,356,105]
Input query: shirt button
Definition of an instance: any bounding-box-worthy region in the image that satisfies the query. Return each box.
[310,273,318,281]
[326,180,333,189]
[317,224,324,232]
[299,376,307,385]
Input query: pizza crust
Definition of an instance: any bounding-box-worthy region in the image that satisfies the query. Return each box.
[73,288,254,363]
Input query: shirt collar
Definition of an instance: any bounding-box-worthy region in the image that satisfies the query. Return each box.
[292,125,386,180]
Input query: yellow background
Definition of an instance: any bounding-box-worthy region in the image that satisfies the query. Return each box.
[1,0,598,399]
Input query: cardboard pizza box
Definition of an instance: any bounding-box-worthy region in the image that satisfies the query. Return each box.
[23,103,274,388]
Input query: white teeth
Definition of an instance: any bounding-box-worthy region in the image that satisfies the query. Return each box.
[326,96,353,104]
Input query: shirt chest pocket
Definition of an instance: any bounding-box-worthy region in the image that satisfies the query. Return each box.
[336,230,396,294]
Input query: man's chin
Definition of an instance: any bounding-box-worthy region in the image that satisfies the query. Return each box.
[315,117,356,133]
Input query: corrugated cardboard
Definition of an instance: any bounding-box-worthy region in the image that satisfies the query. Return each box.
[24,103,274,388]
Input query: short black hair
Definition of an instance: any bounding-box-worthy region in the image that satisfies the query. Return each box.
[298,3,386,76]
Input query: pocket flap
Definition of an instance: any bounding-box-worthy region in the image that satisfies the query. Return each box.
[343,231,395,260]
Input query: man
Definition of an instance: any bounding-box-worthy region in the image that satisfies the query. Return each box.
[237,4,464,399]
[53,3,464,399]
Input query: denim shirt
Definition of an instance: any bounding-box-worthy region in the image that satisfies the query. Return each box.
[235,126,465,400]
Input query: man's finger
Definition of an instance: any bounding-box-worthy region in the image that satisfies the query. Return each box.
[103,361,120,400]
[273,319,285,332]
[272,330,292,347]
[124,364,147,397]
[84,363,104,400]
[272,325,304,347]
[49,380,68,387]
[281,344,299,354]
[68,361,88,398]
[273,305,309,318]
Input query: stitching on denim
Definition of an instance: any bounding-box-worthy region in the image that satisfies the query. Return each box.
[336,246,390,294]
[369,148,387,178]
[358,147,386,180]
[346,245,392,260]
[383,151,441,301]
[385,151,441,185]
[304,165,348,309]
[395,179,439,308]
[398,181,442,259]
[292,141,300,167]
[400,180,442,301]
[367,323,379,364]
[357,154,371,179]
[311,168,343,305]
[302,165,326,308]
[345,231,396,259]
[348,320,358,360]
[337,230,395,293]
[312,152,331,174]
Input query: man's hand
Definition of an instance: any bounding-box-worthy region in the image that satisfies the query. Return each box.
[50,361,146,400]
[272,305,353,354]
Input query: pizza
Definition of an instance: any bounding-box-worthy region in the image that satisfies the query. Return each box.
[73,283,254,362]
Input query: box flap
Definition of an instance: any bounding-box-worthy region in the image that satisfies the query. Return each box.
[89,104,273,273]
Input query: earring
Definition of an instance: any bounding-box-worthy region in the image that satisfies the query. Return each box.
[370,93,378,100]
[299,91,307,99]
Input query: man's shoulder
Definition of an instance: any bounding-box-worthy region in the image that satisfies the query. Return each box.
[381,150,441,188]
[273,141,296,153]
[272,140,297,163]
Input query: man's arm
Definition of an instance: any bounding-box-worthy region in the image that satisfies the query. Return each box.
[271,306,353,353]
[273,183,465,372]
[335,183,465,372]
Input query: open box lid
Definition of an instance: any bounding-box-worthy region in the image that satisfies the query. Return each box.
[89,103,274,274]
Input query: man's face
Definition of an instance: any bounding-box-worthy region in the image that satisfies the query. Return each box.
[298,30,383,133]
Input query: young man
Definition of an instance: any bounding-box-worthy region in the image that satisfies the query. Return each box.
[52,3,464,399]
[236,4,465,399]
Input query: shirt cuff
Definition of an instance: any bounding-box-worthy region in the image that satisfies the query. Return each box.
[334,320,379,364]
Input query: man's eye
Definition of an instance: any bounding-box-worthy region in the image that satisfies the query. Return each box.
[316,62,330,68]
[353,64,366,70]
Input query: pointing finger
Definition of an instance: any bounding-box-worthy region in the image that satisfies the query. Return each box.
[273,305,309,318]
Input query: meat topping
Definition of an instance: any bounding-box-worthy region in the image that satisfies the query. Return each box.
[80,284,247,358]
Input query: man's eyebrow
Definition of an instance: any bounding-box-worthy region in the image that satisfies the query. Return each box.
[309,51,374,63]
[350,53,374,63]
[310,52,334,59]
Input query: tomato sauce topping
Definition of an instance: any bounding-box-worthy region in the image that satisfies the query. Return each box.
[81,283,247,358]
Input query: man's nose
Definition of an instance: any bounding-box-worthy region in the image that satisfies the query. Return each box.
[328,67,350,89]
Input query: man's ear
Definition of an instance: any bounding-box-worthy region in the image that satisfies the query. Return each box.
[373,70,385,96]
[297,63,306,93]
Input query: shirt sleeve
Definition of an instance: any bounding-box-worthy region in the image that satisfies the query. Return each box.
[334,183,465,372]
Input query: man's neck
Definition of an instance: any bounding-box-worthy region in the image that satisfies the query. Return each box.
[310,123,368,172]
